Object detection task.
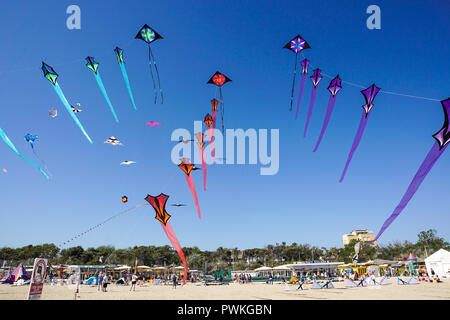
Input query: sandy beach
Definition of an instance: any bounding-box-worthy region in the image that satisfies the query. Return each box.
[1,279,449,300]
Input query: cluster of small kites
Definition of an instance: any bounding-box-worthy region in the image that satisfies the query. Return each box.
[1,27,448,285]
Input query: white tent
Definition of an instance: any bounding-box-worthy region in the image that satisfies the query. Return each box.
[424,249,450,279]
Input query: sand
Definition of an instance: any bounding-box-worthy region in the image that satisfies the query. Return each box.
[1,279,449,300]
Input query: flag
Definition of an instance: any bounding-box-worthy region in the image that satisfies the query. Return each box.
[134,257,138,273]
[2,260,6,268]
[98,256,103,263]
[352,242,361,266]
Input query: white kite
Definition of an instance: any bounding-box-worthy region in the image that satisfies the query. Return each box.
[120,161,136,165]
[104,136,124,146]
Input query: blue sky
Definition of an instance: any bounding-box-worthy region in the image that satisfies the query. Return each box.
[0,0,449,251]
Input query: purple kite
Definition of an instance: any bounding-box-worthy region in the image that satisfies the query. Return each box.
[373,97,450,241]
[339,84,381,182]
[313,75,342,152]
[303,68,323,137]
[283,35,311,112]
[294,59,310,119]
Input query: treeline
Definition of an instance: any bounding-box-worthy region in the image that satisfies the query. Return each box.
[1,229,448,271]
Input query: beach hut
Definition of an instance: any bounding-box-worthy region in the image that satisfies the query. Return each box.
[424,249,450,279]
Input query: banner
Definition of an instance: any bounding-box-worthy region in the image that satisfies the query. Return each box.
[27,258,47,300]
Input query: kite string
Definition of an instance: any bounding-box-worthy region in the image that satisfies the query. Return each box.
[57,203,148,248]
[301,52,441,102]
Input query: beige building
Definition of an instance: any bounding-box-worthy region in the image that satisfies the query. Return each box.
[342,230,377,247]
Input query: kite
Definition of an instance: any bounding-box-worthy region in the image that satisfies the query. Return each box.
[2,168,6,173]
[85,56,119,123]
[145,193,188,286]
[0,127,49,179]
[312,75,342,152]
[294,58,310,120]
[49,108,57,118]
[194,132,207,191]
[204,113,215,161]
[345,278,368,287]
[104,136,124,146]
[120,161,136,165]
[135,24,163,104]
[24,134,38,149]
[114,47,138,111]
[397,277,419,285]
[373,98,450,241]
[352,242,361,266]
[283,35,311,112]
[303,68,323,137]
[211,98,218,132]
[207,71,231,133]
[71,105,82,113]
[178,158,202,219]
[367,276,392,286]
[42,62,92,144]
[310,280,334,289]
[145,121,162,126]
[339,84,381,182]
[171,204,187,207]
[178,139,193,144]
[122,196,128,203]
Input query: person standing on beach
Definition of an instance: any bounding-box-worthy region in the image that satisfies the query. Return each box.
[130,274,138,291]
[172,274,177,289]
[98,273,103,291]
[102,274,109,292]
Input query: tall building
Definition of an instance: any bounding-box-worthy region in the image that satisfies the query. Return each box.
[342,229,377,247]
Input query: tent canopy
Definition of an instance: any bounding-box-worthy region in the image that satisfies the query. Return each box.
[254,266,273,272]
[424,249,450,279]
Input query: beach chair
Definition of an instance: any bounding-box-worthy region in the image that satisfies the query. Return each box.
[310,280,334,289]
[397,277,419,285]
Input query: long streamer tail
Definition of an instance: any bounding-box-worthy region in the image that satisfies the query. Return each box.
[161,221,188,286]
[149,48,163,104]
[289,53,298,112]
[148,47,157,104]
[119,62,138,110]
[53,83,93,144]
[200,147,207,191]
[185,174,202,219]
[220,88,224,133]
[339,111,369,182]
[208,127,215,162]
[295,74,307,120]
[304,87,318,138]
[313,95,337,152]
[373,143,446,241]
[0,127,49,179]
[94,72,119,123]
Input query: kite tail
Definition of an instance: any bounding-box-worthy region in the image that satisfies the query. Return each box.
[212,109,217,129]
[339,111,370,182]
[304,87,318,138]
[119,62,138,110]
[0,127,49,179]
[313,95,337,152]
[220,87,224,133]
[53,83,93,144]
[295,73,307,120]
[207,127,215,162]
[148,47,157,104]
[373,142,446,241]
[161,221,188,286]
[289,53,298,112]
[185,174,202,219]
[200,147,207,191]
[32,147,52,179]
[94,72,119,123]
[149,48,163,104]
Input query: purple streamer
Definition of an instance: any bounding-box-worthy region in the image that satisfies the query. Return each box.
[374,142,447,241]
[313,94,337,152]
[339,111,370,182]
[295,74,307,120]
[304,86,318,138]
